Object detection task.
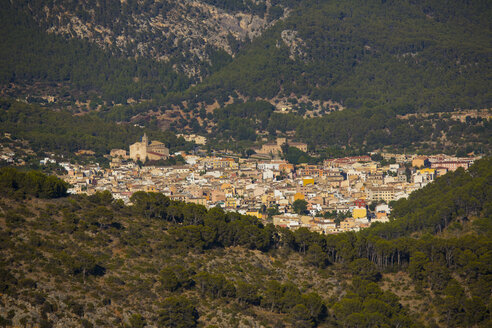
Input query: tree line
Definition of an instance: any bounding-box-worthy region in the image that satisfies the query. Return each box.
[0,167,68,198]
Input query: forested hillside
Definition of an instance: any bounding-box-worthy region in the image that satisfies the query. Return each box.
[202,100,491,155]
[2,0,490,109]
[0,99,191,156]
[5,0,294,78]
[199,0,491,110]
[0,0,191,104]
[0,159,490,327]
[0,0,491,156]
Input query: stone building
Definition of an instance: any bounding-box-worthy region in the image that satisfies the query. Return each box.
[366,186,396,203]
[129,133,169,163]
[110,149,128,159]
[257,138,308,155]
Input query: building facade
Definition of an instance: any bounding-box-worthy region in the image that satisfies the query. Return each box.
[129,134,169,163]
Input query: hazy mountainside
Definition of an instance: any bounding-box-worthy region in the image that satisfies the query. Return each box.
[12,0,293,77]
[0,159,490,327]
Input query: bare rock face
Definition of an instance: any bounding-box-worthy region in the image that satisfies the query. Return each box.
[21,0,289,77]
[280,29,307,61]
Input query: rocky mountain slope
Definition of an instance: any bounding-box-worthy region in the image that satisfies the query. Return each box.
[4,0,491,109]
[15,0,291,77]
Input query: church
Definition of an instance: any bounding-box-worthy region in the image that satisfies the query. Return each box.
[129,133,170,163]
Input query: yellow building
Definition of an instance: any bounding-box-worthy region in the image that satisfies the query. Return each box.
[202,157,238,170]
[294,192,305,201]
[226,197,238,208]
[418,168,435,175]
[144,185,158,192]
[303,177,314,186]
[246,211,263,219]
[340,218,357,230]
[220,183,235,195]
[352,207,367,219]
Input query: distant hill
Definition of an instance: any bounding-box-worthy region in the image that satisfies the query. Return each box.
[0,0,193,104]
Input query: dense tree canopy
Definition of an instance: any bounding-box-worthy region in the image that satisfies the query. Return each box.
[202,0,491,110]
[0,167,68,198]
[0,0,191,103]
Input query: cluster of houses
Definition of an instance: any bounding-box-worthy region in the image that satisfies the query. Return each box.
[58,136,478,234]
[0,146,17,164]
[0,133,36,166]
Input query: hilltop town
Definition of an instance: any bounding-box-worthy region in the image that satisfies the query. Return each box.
[49,134,479,235]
